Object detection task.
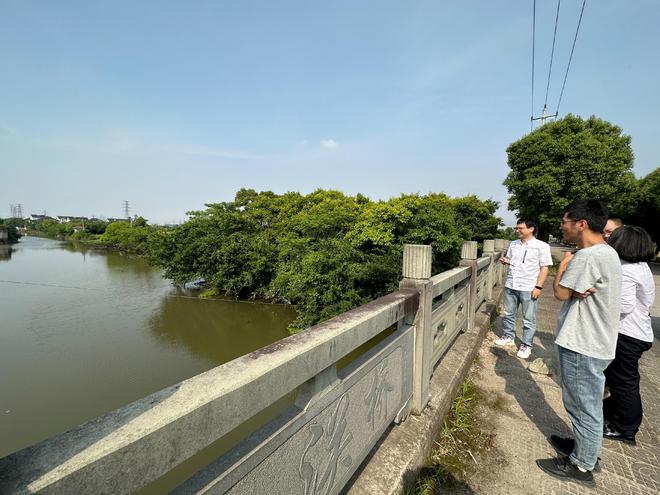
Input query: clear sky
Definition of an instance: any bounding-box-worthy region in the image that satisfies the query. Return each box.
[2,1,658,225]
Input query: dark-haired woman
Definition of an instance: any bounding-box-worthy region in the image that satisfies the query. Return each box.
[603,225,656,444]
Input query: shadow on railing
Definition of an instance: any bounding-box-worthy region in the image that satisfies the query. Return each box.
[0,240,509,495]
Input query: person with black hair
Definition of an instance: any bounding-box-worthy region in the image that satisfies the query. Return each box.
[604,217,623,241]
[536,199,621,487]
[495,218,553,359]
[602,225,656,444]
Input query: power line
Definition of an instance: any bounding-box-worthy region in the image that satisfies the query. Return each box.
[530,0,536,131]
[544,0,562,109]
[556,0,587,116]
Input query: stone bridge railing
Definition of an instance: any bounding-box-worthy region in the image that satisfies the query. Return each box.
[0,240,509,495]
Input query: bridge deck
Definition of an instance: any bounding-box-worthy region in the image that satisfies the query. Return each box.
[463,264,660,494]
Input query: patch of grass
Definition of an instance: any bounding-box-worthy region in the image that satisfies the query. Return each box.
[199,288,219,299]
[406,465,453,495]
[408,379,496,494]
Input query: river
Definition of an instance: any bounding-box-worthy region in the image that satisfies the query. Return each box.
[0,236,295,460]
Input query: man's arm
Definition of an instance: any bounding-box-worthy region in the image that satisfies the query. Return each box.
[553,252,575,301]
[531,266,549,300]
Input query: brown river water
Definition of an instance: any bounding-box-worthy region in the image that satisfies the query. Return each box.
[0,236,295,468]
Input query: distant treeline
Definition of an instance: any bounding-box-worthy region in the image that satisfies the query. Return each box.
[148,189,505,330]
[19,216,154,253]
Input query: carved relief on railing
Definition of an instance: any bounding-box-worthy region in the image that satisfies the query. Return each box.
[429,284,469,368]
[365,362,395,430]
[300,395,353,495]
[175,326,414,495]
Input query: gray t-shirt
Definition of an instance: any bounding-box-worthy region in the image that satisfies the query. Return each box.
[555,243,622,359]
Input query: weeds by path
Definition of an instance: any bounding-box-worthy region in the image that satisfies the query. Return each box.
[407,379,498,495]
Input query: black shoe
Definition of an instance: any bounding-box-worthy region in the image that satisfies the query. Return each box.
[603,423,636,445]
[548,435,602,473]
[536,456,595,487]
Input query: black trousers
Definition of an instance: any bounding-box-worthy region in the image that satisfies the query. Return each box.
[603,333,652,436]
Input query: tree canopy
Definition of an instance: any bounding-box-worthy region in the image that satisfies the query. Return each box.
[614,167,660,245]
[504,114,636,239]
[148,188,503,330]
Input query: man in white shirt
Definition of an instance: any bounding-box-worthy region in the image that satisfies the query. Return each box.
[495,219,553,358]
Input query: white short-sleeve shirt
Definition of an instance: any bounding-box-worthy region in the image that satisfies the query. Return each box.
[619,261,655,343]
[504,237,553,291]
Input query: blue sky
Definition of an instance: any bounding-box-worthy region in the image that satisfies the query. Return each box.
[1,1,658,225]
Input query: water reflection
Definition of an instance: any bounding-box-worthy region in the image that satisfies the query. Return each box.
[0,246,12,261]
[149,290,296,364]
[0,236,296,459]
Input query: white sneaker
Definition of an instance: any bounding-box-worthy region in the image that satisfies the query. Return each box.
[495,336,515,346]
[517,344,532,359]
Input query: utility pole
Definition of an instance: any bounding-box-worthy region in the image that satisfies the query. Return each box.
[531,104,558,130]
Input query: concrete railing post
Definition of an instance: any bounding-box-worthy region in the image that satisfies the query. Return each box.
[459,241,478,331]
[399,244,433,415]
[494,238,508,285]
[483,239,495,300]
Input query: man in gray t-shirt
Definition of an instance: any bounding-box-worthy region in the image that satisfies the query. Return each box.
[536,200,622,489]
[555,243,621,359]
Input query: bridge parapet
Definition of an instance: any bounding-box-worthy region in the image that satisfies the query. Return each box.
[0,241,507,495]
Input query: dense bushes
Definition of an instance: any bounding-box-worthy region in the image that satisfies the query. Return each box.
[148,189,502,330]
[0,218,21,243]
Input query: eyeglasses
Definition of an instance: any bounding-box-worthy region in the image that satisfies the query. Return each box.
[560,219,578,226]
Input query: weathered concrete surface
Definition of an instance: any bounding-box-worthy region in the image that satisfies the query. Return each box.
[0,290,417,495]
[445,265,660,494]
[343,294,500,494]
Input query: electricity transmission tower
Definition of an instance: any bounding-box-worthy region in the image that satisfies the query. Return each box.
[123,200,131,220]
[9,204,23,218]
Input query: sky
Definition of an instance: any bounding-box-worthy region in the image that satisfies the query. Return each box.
[1,1,658,226]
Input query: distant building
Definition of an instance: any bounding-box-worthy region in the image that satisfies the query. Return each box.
[29,214,54,221]
[72,225,85,233]
[55,215,89,224]
[107,218,130,223]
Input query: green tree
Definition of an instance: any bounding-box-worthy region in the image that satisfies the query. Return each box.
[148,189,503,331]
[504,114,635,240]
[0,218,21,243]
[132,216,148,227]
[100,221,151,253]
[613,167,660,245]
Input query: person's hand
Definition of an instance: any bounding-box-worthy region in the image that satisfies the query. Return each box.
[499,257,512,265]
[531,287,542,300]
[559,251,574,271]
[573,288,596,299]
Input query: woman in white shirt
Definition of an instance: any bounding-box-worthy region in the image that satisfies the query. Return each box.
[603,225,656,444]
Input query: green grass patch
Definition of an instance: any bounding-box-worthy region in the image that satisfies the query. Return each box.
[407,379,496,494]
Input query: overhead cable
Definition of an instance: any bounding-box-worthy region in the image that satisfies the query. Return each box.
[556,0,587,115]
[544,0,562,109]
[530,0,536,131]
